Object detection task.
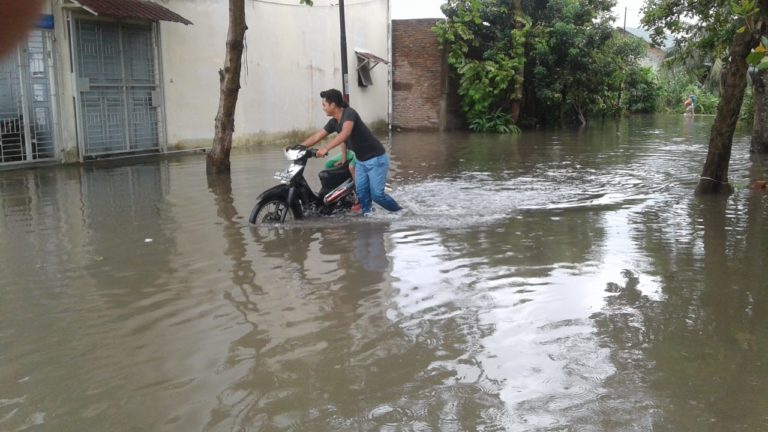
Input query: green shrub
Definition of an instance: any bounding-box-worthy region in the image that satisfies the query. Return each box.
[468,109,522,134]
[626,67,661,113]
[656,71,719,114]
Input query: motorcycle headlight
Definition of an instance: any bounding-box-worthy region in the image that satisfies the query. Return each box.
[284,147,306,161]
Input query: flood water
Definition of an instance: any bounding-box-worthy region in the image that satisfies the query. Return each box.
[2,115,768,431]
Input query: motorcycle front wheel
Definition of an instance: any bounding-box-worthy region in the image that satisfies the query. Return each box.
[249,199,295,224]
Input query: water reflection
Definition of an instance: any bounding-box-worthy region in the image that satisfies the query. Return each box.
[209,209,415,430]
[592,192,768,430]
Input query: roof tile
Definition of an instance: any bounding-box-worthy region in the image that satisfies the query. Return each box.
[75,0,192,25]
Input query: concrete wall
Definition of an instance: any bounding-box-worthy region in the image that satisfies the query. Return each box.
[45,0,389,162]
[391,19,444,130]
[159,0,390,149]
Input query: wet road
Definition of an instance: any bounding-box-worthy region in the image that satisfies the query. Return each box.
[1,115,768,431]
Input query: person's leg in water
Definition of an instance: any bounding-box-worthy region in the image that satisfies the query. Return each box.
[365,154,402,212]
[355,160,373,215]
[347,153,360,212]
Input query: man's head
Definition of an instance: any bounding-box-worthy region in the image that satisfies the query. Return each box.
[320,89,347,116]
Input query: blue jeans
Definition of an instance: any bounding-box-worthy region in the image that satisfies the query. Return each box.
[355,153,401,214]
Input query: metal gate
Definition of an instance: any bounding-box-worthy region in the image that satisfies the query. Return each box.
[0,30,57,165]
[75,20,160,157]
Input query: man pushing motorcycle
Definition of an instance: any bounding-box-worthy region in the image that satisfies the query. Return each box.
[300,89,404,217]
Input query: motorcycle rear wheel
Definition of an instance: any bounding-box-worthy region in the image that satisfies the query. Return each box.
[250,199,295,224]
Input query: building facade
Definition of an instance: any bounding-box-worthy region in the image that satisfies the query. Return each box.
[0,0,390,167]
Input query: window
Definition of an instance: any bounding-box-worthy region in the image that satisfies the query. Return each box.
[355,50,388,87]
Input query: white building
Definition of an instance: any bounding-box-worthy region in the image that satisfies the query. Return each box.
[0,0,391,167]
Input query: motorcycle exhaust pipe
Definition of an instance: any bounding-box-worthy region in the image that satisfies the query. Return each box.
[323,179,355,205]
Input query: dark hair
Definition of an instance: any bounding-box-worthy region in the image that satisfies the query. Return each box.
[320,89,348,108]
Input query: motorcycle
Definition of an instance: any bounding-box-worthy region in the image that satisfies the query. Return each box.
[249,145,356,224]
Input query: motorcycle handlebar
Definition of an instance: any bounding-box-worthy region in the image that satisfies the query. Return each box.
[285,144,320,158]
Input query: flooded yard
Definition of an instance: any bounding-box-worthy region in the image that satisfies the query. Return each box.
[2,115,768,431]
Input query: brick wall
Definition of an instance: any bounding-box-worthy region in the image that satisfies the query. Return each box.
[392,19,451,131]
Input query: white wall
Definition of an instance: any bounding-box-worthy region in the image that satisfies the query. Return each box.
[159,0,390,149]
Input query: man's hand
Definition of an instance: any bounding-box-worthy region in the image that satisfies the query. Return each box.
[316,147,328,158]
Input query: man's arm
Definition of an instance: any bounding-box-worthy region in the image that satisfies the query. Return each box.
[338,142,347,165]
[301,129,329,147]
[317,121,353,157]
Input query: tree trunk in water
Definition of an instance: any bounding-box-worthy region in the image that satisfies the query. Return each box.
[695,29,757,194]
[207,0,247,174]
[510,0,524,124]
[751,68,768,154]
[574,103,586,127]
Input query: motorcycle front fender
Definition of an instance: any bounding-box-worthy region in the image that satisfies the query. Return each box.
[255,184,305,219]
[257,184,288,200]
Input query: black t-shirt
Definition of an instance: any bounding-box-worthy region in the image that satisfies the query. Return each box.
[323,107,385,161]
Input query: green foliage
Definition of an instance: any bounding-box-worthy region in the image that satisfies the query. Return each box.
[695,91,721,114]
[642,0,765,66]
[625,67,662,113]
[434,0,679,128]
[468,109,522,133]
[746,37,768,70]
[434,0,529,133]
[642,0,739,58]
[655,70,721,114]
[528,2,653,123]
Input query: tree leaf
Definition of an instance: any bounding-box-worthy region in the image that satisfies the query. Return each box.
[747,51,764,65]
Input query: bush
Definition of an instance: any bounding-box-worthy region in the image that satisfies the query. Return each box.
[656,71,719,114]
[468,109,522,134]
[626,67,661,113]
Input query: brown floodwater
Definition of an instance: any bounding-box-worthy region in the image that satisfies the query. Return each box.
[1,115,768,431]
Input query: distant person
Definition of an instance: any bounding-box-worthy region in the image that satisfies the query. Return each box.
[0,0,44,59]
[301,89,404,217]
[684,94,697,116]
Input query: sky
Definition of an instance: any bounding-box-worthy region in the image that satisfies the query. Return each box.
[391,0,644,29]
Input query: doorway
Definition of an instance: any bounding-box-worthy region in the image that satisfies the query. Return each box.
[0,30,57,165]
[74,20,161,157]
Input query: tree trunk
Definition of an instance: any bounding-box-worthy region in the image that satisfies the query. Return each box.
[510,0,525,124]
[751,68,768,154]
[207,0,247,174]
[695,29,758,194]
[574,103,586,127]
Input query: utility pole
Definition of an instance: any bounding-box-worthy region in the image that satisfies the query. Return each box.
[339,0,350,104]
[623,7,627,35]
